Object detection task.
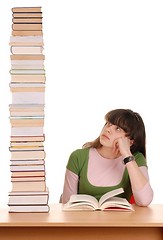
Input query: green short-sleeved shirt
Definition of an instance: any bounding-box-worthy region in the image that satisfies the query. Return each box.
[66,147,147,201]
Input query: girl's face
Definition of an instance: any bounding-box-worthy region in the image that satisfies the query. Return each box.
[99,122,127,148]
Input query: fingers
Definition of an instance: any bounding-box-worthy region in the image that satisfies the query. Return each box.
[115,137,131,156]
[113,139,120,155]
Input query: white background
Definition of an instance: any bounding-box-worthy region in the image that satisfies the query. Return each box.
[0,1,162,207]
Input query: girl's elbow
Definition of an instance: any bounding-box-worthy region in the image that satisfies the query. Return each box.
[135,191,154,207]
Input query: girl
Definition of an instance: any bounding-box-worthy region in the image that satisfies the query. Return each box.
[62,109,153,206]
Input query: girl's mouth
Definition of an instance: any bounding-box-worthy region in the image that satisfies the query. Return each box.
[102,134,110,140]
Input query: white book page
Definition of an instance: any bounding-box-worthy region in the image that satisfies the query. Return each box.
[99,188,124,206]
[68,194,99,208]
[63,202,96,211]
[100,197,134,211]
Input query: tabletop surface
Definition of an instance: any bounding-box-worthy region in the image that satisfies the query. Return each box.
[0,204,163,227]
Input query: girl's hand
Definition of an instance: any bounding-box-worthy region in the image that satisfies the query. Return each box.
[113,137,132,157]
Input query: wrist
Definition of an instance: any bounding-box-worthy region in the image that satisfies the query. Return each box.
[122,152,132,158]
[123,155,135,165]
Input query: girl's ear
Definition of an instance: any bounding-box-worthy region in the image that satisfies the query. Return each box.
[130,140,134,146]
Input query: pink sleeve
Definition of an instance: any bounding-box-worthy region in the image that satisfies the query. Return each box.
[132,166,154,206]
[62,169,79,204]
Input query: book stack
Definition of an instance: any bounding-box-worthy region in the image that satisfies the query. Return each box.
[8,6,49,213]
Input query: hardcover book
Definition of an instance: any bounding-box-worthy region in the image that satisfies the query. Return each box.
[12,30,43,36]
[10,150,46,160]
[10,46,44,54]
[8,188,49,205]
[9,205,50,213]
[12,7,42,13]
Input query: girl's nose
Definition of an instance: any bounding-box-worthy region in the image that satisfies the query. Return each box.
[107,128,111,133]
[106,125,112,133]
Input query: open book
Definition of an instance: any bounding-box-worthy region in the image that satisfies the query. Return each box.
[62,188,134,211]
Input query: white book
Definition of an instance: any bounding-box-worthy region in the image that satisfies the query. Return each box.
[9,146,44,151]
[10,142,44,147]
[10,160,45,165]
[11,60,44,66]
[10,83,45,88]
[9,205,50,213]
[10,112,44,117]
[11,126,44,136]
[10,135,45,142]
[9,104,45,112]
[10,46,44,54]
[8,189,49,205]
[10,69,45,75]
[11,171,45,177]
[11,65,44,70]
[12,92,45,104]
[8,195,48,205]
[11,176,45,182]
[9,104,45,108]
[11,181,46,192]
[10,150,46,160]
[10,115,44,119]
[10,74,46,83]
[10,36,44,43]
[9,188,49,195]
[10,164,45,171]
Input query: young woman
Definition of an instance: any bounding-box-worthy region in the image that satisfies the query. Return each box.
[61,109,153,206]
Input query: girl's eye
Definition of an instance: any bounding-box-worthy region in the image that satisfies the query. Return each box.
[116,126,121,131]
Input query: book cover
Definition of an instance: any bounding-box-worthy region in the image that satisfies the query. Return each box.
[10,74,46,83]
[10,159,45,165]
[10,150,46,160]
[11,59,44,70]
[10,54,45,60]
[13,18,43,24]
[8,194,48,205]
[12,92,45,104]
[12,30,43,36]
[12,24,42,31]
[13,13,42,18]
[10,164,45,172]
[9,204,50,213]
[10,141,44,147]
[12,7,42,13]
[11,65,44,70]
[11,59,44,65]
[9,104,45,116]
[10,118,44,124]
[10,69,45,75]
[11,126,44,136]
[10,35,44,44]
[9,103,45,109]
[9,146,44,151]
[11,181,46,192]
[11,176,46,182]
[10,112,44,117]
[8,189,49,205]
[11,171,45,177]
[10,46,44,54]
[10,135,45,142]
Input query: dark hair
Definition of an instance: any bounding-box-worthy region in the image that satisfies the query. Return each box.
[83,109,146,157]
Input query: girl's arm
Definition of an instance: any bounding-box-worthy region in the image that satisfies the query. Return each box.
[62,169,79,204]
[126,163,153,206]
[116,137,153,206]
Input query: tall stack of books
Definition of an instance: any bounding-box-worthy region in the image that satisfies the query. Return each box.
[8,6,49,213]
